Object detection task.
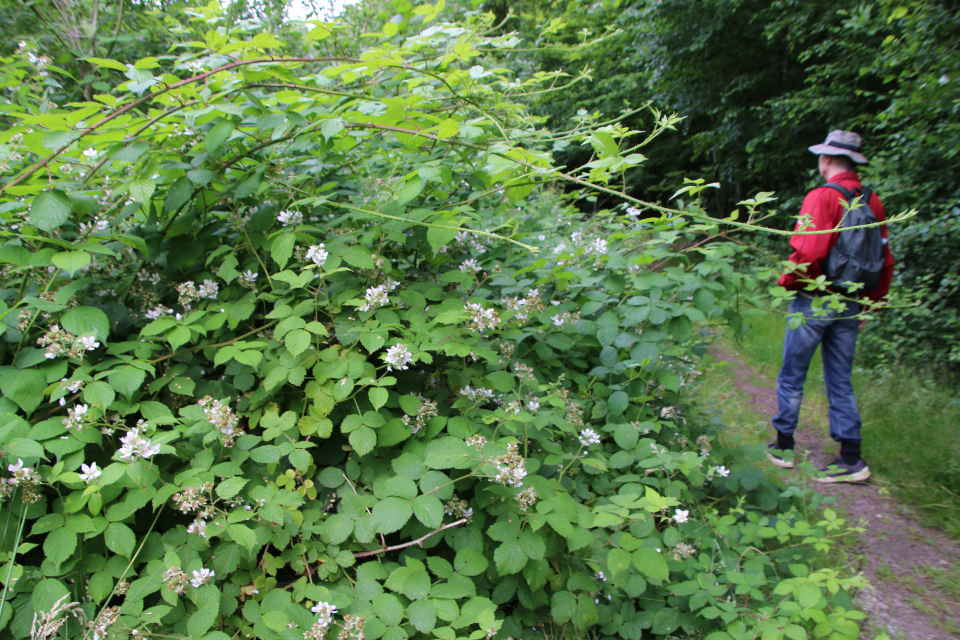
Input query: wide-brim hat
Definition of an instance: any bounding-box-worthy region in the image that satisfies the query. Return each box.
[808,130,868,164]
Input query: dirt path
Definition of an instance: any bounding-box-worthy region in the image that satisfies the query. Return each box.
[711,348,960,640]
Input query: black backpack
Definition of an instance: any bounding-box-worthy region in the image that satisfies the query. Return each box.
[821,183,886,294]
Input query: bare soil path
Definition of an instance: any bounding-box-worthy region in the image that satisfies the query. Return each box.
[710,347,960,640]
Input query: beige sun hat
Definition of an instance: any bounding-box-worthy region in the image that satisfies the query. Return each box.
[808,130,869,164]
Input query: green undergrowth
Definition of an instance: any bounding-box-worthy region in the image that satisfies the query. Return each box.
[723,309,960,538]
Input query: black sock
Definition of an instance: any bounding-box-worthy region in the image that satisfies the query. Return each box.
[839,440,862,465]
[777,432,795,451]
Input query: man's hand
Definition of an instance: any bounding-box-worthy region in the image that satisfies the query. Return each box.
[859,319,869,331]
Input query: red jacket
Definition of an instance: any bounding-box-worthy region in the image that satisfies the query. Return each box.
[778,171,895,302]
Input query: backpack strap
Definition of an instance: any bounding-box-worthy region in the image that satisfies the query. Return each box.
[821,183,855,200]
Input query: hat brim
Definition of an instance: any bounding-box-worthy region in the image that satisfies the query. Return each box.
[808,143,868,164]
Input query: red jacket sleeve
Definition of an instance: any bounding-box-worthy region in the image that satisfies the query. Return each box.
[864,192,895,303]
[778,187,841,290]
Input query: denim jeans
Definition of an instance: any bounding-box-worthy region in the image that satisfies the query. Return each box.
[772,294,862,446]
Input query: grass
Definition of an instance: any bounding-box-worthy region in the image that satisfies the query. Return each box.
[725,308,960,538]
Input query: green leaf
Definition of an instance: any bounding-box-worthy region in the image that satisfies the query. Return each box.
[217,477,248,500]
[84,381,116,409]
[84,57,129,71]
[424,437,474,469]
[321,117,345,141]
[289,449,311,471]
[369,387,388,410]
[51,251,91,276]
[187,168,216,185]
[407,600,437,633]
[0,369,47,415]
[271,233,296,268]
[551,591,576,624]
[608,390,629,415]
[43,528,77,567]
[88,572,114,602]
[32,579,70,617]
[107,366,147,398]
[632,548,669,582]
[572,594,599,629]
[494,539,528,574]
[169,376,195,396]
[187,587,220,636]
[519,530,545,559]
[607,548,632,578]
[105,522,135,557]
[613,423,639,450]
[371,497,413,534]
[285,329,311,357]
[411,494,443,528]
[349,427,376,457]
[29,189,72,232]
[165,176,192,213]
[206,120,236,151]
[454,548,488,577]
[129,179,156,205]
[228,524,257,551]
[61,306,110,342]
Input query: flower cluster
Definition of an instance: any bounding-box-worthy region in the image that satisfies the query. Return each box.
[465,302,499,333]
[190,567,215,588]
[78,218,109,237]
[673,509,690,524]
[17,41,51,76]
[198,396,242,446]
[278,210,303,226]
[459,259,481,274]
[492,441,527,487]
[58,378,84,406]
[2,459,42,503]
[358,282,393,313]
[304,602,338,640]
[383,344,414,372]
[579,428,602,446]
[444,495,474,520]
[306,244,329,267]
[177,279,218,308]
[696,434,712,457]
[337,614,366,640]
[187,519,208,538]
[550,310,581,329]
[37,325,100,360]
[238,270,258,289]
[454,230,487,254]
[79,462,101,483]
[61,403,89,432]
[145,305,175,320]
[514,362,537,385]
[173,483,214,517]
[460,386,495,403]
[515,485,537,512]
[673,542,698,560]
[502,288,546,324]
[90,606,120,640]
[162,568,190,594]
[401,394,438,434]
[465,434,487,451]
[117,424,161,462]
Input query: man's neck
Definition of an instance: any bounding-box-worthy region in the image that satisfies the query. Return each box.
[826,169,858,182]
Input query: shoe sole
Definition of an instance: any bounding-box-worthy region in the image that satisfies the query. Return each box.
[766,452,796,469]
[814,467,871,484]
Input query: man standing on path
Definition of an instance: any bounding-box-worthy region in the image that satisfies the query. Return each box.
[767,130,895,483]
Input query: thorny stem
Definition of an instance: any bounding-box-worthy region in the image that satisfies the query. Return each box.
[353,518,468,559]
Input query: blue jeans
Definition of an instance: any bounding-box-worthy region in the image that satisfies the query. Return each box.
[772,294,862,446]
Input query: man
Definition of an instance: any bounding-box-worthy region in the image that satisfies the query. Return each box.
[768,130,895,483]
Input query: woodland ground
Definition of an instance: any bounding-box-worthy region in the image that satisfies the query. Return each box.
[700,325,960,640]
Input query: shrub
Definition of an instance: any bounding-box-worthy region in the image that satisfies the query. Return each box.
[0,5,872,640]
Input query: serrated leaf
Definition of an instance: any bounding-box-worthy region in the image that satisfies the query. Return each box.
[284,329,311,357]
[83,380,115,410]
[129,179,156,205]
[0,369,46,415]
[107,366,146,398]
[369,387,388,410]
[206,120,236,151]
[105,522,135,557]
[371,497,413,534]
[29,189,72,232]
[518,530,545,559]
[349,426,376,457]
[632,548,669,582]
[217,477,248,499]
[61,306,110,341]
[494,539,527,574]
[408,600,436,633]
[454,548,488,577]
[51,250,91,276]
[228,523,257,550]
[44,528,77,567]
[411,494,443,528]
